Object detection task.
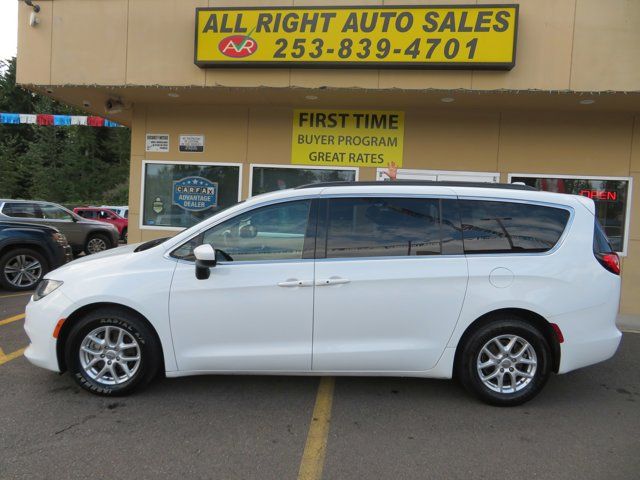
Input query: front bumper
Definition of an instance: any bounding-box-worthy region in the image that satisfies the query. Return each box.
[23,289,75,373]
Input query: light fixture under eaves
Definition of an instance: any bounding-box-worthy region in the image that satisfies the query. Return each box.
[168,92,180,98]
[305,95,319,100]
[579,99,595,105]
[440,97,455,103]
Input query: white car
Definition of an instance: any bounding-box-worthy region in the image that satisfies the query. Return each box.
[100,205,128,219]
[24,182,622,406]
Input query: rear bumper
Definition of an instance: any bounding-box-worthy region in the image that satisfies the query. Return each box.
[553,300,622,374]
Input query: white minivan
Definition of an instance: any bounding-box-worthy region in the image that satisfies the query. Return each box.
[24,182,622,406]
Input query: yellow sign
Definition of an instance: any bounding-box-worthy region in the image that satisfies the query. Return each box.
[292,110,404,168]
[195,5,518,69]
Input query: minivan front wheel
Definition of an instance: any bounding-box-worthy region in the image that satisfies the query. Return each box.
[458,317,551,406]
[65,308,161,395]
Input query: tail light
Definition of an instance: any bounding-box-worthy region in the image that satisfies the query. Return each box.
[595,252,620,275]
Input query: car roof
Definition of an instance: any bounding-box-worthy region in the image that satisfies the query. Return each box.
[0,199,57,205]
[297,180,536,191]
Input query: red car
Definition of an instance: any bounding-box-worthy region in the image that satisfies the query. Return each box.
[73,207,128,242]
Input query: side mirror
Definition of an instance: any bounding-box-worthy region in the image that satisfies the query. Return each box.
[194,244,216,280]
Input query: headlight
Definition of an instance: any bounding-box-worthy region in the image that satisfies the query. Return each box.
[51,232,68,245]
[33,279,63,301]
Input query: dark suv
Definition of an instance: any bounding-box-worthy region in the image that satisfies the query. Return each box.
[0,200,120,256]
[0,221,73,290]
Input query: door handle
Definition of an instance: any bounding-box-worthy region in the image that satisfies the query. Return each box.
[277,279,313,288]
[316,277,350,286]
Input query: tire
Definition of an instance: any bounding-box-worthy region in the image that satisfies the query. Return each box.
[0,248,49,291]
[85,233,111,255]
[457,316,551,407]
[121,228,128,244]
[65,308,161,396]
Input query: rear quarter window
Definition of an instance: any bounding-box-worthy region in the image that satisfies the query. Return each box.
[2,203,40,218]
[459,200,570,254]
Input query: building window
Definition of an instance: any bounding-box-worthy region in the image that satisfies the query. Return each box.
[375,168,499,183]
[509,174,632,254]
[142,161,241,229]
[250,165,357,196]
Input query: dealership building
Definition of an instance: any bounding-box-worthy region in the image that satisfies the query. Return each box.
[15,1,640,314]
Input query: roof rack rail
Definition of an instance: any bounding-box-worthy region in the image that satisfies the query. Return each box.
[295,180,537,191]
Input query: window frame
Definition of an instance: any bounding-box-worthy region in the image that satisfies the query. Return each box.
[315,194,464,260]
[2,202,41,219]
[457,197,573,255]
[39,202,75,221]
[140,159,243,232]
[507,173,633,256]
[249,163,359,197]
[169,197,320,265]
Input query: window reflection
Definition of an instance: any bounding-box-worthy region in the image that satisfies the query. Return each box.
[252,167,356,195]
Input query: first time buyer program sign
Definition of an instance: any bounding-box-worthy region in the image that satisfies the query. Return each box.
[292,110,404,168]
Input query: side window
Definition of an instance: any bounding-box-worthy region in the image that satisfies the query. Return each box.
[2,203,40,218]
[40,204,74,221]
[459,200,570,254]
[172,200,312,262]
[325,197,448,258]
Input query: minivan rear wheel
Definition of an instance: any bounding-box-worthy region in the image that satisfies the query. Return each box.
[457,317,551,406]
[65,308,161,395]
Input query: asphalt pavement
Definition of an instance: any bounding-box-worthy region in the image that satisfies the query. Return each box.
[1,290,639,480]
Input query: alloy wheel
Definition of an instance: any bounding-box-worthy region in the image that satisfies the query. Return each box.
[3,254,42,288]
[87,237,107,254]
[476,334,537,394]
[79,325,141,386]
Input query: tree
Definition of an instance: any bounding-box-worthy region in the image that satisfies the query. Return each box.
[0,57,131,205]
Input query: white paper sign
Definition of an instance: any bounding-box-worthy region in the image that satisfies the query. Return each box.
[179,134,205,153]
[146,133,170,153]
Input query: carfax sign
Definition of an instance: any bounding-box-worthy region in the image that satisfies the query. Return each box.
[173,176,218,212]
[195,5,518,69]
[292,110,404,168]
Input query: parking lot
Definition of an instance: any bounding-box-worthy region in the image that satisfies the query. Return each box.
[0,290,639,480]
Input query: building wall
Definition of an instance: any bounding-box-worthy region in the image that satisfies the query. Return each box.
[127,104,639,313]
[17,0,640,92]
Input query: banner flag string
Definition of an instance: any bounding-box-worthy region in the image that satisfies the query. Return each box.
[0,113,123,128]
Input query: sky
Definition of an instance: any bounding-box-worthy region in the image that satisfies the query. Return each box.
[0,0,18,62]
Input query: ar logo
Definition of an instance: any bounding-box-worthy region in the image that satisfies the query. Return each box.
[218,34,258,58]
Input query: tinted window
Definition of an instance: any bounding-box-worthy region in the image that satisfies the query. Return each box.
[173,200,312,262]
[325,197,451,258]
[40,204,73,221]
[593,219,613,254]
[2,203,40,218]
[459,200,570,254]
[77,210,96,219]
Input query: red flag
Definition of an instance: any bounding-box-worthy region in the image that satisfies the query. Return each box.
[87,116,105,127]
[36,114,54,126]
